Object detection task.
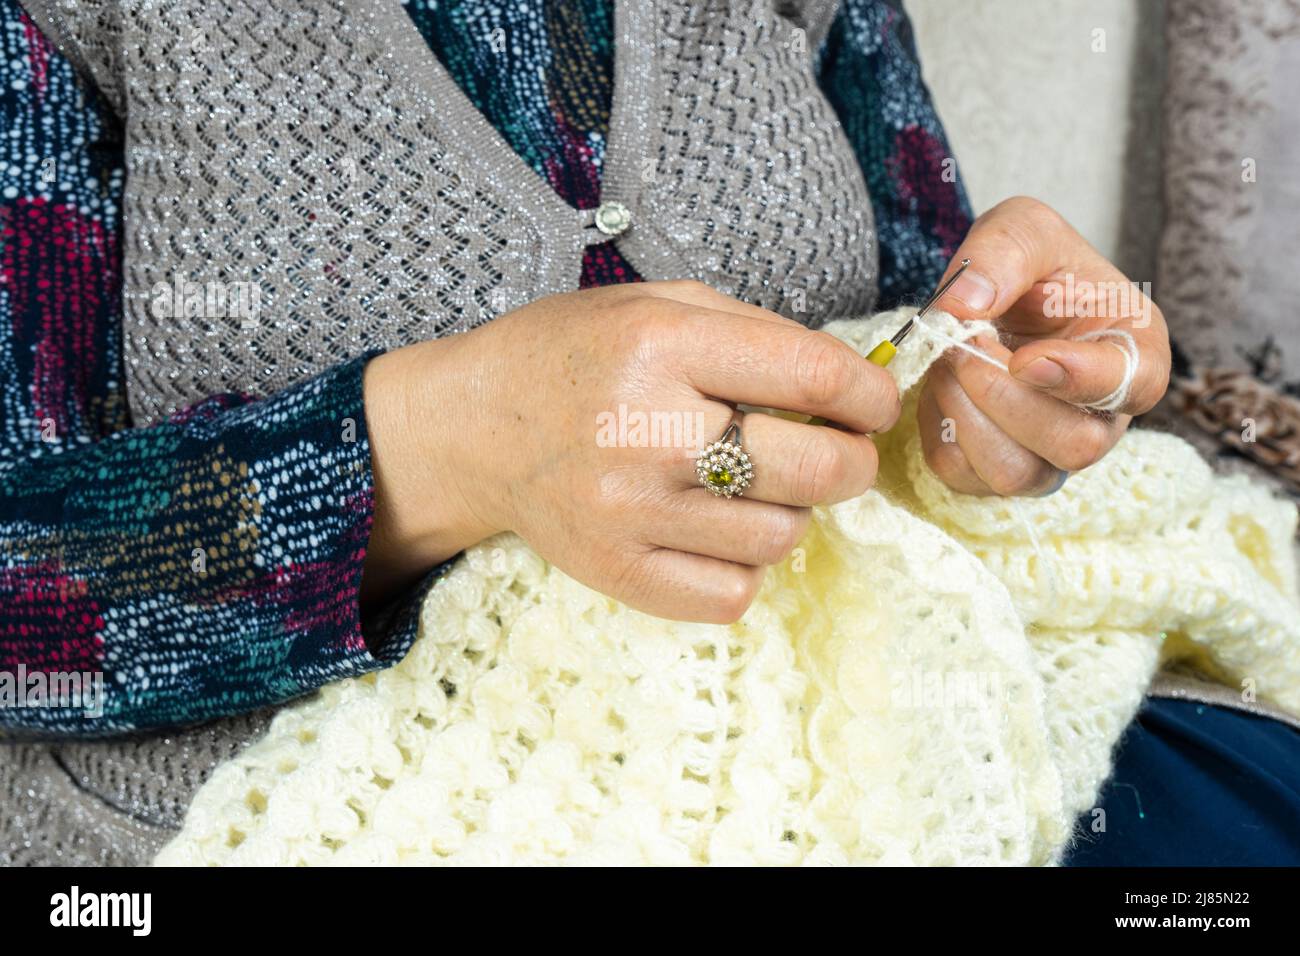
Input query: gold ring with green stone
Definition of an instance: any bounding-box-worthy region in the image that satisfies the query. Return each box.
[696,422,753,498]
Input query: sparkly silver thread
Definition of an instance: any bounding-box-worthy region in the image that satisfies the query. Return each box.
[23,0,877,425]
[8,0,880,862]
[0,709,273,865]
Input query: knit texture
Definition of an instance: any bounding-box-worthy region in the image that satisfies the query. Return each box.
[156,309,1300,866]
[20,0,878,426]
[1,0,971,861]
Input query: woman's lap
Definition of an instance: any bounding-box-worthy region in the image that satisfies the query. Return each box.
[1065,698,1300,866]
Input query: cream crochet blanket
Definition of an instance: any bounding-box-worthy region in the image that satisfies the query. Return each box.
[156,310,1300,866]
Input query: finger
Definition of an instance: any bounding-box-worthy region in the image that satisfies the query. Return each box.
[946,335,1128,473]
[916,379,992,496]
[928,357,1062,497]
[932,197,1172,412]
[707,411,879,506]
[675,307,901,434]
[640,279,804,328]
[621,548,767,624]
[648,494,811,567]
[1007,329,1171,415]
[931,197,1094,328]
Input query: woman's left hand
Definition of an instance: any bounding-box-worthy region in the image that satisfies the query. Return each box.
[917,196,1171,496]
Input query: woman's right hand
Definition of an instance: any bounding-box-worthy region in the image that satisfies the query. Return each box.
[361,281,900,622]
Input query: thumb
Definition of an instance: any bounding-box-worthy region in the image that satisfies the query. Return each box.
[930,196,1092,327]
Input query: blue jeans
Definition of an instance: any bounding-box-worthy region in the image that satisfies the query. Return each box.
[1065,699,1300,866]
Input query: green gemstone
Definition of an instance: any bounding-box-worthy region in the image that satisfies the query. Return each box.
[707,467,733,487]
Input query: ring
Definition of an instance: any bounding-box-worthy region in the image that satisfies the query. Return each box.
[696,422,754,498]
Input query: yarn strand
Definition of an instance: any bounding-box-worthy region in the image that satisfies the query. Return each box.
[910,314,1139,415]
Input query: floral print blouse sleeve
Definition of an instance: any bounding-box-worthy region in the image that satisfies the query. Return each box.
[0,0,431,738]
[2,0,973,738]
[815,0,975,308]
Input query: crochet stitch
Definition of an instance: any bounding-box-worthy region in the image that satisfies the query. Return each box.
[0,0,976,863]
[156,309,1300,866]
[0,0,968,739]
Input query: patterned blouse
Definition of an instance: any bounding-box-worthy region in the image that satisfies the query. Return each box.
[0,0,971,735]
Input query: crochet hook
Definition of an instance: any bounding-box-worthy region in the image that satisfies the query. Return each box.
[864,258,972,367]
[806,258,972,427]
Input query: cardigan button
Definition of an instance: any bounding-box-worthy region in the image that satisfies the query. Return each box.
[594,200,632,236]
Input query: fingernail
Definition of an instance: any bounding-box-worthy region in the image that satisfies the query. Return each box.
[1014,357,1067,388]
[945,270,997,312]
[1037,470,1070,497]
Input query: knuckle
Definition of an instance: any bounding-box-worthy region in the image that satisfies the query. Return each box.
[1134,348,1172,414]
[993,225,1038,277]
[605,549,657,607]
[986,453,1054,497]
[1054,418,1112,472]
[997,195,1063,230]
[758,510,804,565]
[654,278,712,300]
[790,436,844,505]
[711,571,761,623]
[980,196,1061,270]
[848,439,879,497]
[880,381,904,431]
[862,367,902,431]
[925,437,973,486]
[618,299,679,349]
[791,333,855,409]
[596,466,662,515]
[618,299,662,333]
[966,365,1017,409]
[636,292,684,322]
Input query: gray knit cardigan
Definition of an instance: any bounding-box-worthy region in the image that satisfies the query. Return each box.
[4,0,881,864]
[22,0,877,426]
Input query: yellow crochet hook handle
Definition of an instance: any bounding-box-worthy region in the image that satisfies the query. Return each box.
[805,259,971,428]
[864,339,897,367]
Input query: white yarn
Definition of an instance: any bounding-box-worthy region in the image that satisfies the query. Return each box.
[900,314,1137,599]
[1010,496,1059,612]
[1075,329,1139,413]
[899,310,1071,600]
[910,313,1009,373]
[155,309,1300,867]
[909,314,1139,415]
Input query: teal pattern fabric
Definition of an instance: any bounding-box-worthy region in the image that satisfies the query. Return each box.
[1,0,971,736]
[406,0,973,298]
[817,0,974,307]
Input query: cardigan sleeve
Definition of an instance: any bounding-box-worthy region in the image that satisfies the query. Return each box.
[815,0,975,308]
[0,0,439,738]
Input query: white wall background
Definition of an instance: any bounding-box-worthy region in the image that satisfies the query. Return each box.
[907,0,1165,279]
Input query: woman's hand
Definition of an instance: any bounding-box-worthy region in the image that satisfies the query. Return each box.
[917,196,1171,496]
[361,281,900,622]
